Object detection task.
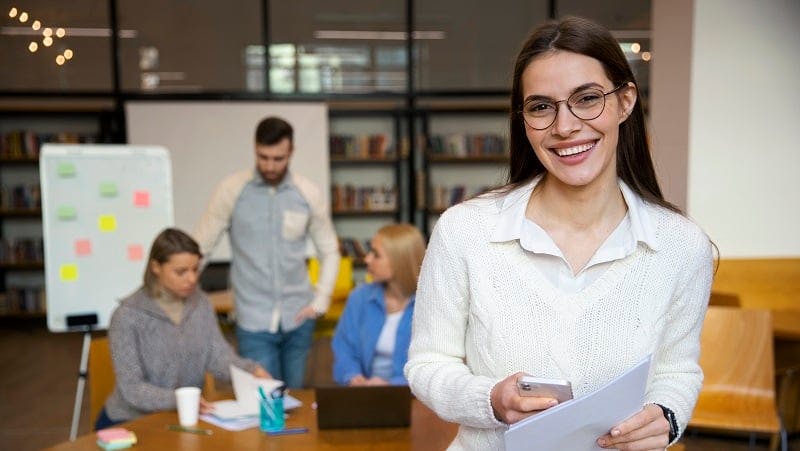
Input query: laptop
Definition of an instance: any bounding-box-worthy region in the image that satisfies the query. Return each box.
[315,385,413,429]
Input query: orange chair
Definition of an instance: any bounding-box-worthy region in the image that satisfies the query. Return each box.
[88,336,115,429]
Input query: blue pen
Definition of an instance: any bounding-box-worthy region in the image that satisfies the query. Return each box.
[267,427,309,436]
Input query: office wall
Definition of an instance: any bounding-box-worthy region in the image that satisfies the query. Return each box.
[688,0,800,257]
[126,102,329,261]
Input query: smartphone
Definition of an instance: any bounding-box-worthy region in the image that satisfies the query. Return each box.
[516,376,574,403]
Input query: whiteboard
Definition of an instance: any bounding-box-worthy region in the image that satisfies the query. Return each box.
[125,102,329,262]
[40,145,174,332]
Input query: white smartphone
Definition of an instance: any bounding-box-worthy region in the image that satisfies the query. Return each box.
[516,376,574,403]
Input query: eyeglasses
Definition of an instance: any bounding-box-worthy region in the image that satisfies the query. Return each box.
[519,83,628,130]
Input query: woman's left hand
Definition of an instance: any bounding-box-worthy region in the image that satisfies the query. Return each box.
[252,365,272,379]
[596,404,670,450]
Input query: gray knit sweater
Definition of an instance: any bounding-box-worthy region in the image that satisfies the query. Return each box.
[103,287,258,421]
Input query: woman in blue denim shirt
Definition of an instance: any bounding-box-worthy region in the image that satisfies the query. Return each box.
[332,224,426,386]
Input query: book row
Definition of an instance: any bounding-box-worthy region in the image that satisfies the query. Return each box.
[0,237,44,264]
[0,184,41,210]
[338,237,372,261]
[330,134,396,160]
[0,287,46,315]
[0,130,100,159]
[428,185,489,211]
[331,184,397,212]
[426,133,508,157]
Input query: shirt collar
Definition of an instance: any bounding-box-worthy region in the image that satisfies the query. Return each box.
[489,176,659,251]
[252,169,294,191]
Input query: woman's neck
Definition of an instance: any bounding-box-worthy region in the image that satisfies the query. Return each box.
[527,173,626,231]
[383,282,408,314]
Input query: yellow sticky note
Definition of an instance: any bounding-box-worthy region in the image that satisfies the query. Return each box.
[60,263,79,281]
[98,214,117,232]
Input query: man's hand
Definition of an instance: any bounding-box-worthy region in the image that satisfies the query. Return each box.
[295,306,321,324]
[252,365,272,379]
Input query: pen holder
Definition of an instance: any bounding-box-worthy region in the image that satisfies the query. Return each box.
[259,394,285,432]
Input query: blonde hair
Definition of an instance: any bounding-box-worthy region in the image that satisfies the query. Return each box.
[375,223,426,298]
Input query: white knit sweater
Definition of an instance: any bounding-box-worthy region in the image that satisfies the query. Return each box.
[405,189,713,451]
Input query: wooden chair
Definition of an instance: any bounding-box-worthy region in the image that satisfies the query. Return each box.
[689,306,785,451]
[89,336,222,429]
[88,336,115,429]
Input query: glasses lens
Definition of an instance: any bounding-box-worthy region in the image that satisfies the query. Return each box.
[568,88,606,120]
[521,100,556,130]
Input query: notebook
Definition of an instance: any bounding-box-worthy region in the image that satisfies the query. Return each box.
[315,385,412,429]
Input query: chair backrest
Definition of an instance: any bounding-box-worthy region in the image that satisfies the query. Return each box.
[698,306,775,399]
[308,256,354,303]
[89,336,115,429]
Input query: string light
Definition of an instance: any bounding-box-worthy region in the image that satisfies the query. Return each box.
[18,11,28,22]
[9,7,18,18]
[630,43,641,54]
[42,36,52,47]
[31,19,41,30]
[28,41,37,52]
[56,54,65,65]
[55,27,65,38]
[43,27,52,37]
[64,49,73,59]
[641,51,652,62]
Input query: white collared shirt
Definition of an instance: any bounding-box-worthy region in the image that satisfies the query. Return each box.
[490,176,659,294]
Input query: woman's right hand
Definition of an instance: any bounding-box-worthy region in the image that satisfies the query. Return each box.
[349,374,368,386]
[490,372,559,424]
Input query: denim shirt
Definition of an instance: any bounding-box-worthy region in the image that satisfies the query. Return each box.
[331,282,415,385]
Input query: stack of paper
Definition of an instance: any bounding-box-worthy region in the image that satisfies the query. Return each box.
[96,427,137,450]
[504,355,652,451]
[200,365,302,431]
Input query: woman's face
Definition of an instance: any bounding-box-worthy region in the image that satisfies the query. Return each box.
[520,50,636,189]
[365,235,393,283]
[150,252,200,299]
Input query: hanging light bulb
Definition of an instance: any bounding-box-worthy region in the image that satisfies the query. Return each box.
[43,36,53,47]
[19,11,28,22]
[31,20,41,30]
[43,27,52,37]
[9,7,18,18]
[28,41,38,52]
[56,27,66,38]
[64,49,74,60]
[56,55,65,65]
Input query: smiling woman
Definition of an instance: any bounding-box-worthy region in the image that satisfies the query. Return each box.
[405,16,714,451]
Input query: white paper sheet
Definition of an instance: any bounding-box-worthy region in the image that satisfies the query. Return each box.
[205,365,302,424]
[505,355,652,451]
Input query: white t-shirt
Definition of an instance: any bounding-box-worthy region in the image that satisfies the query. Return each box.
[370,310,405,380]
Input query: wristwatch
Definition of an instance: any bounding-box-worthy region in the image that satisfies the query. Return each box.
[656,403,678,443]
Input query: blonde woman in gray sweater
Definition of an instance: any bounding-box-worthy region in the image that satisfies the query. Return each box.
[95,228,269,429]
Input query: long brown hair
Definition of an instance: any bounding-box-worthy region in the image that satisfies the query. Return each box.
[507,16,681,214]
[143,228,202,296]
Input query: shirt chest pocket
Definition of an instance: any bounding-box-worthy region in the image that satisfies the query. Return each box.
[282,210,309,241]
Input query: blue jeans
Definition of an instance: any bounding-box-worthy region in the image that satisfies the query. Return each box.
[236,319,315,388]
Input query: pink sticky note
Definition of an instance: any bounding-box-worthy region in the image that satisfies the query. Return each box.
[75,239,92,256]
[133,190,150,207]
[127,244,144,261]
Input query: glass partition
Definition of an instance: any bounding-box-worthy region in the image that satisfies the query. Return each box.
[0,0,112,91]
[414,0,549,92]
[116,0,262,93]
[270,0,407,94]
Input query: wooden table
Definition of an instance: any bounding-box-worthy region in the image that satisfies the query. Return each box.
[45,390,458,450]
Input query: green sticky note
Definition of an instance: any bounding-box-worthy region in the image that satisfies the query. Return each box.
[99,181,118,197]
[60,263,79,282]
[57,206,77,220]
[57,162,76,177]
[98,214,117,232]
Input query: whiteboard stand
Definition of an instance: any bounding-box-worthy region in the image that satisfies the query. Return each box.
[69,328,92,440]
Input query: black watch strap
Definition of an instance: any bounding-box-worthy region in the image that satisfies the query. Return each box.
[655,403,678,443]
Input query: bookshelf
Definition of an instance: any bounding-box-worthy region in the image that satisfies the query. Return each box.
[417,107,510,235]
[328,109,409,272]
[0,108,115,318]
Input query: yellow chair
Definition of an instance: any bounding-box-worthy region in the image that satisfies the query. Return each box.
[308,256,355,338]
[688,306,784,450]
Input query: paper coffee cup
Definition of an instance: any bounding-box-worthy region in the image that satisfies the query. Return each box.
[175,386,201,427]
